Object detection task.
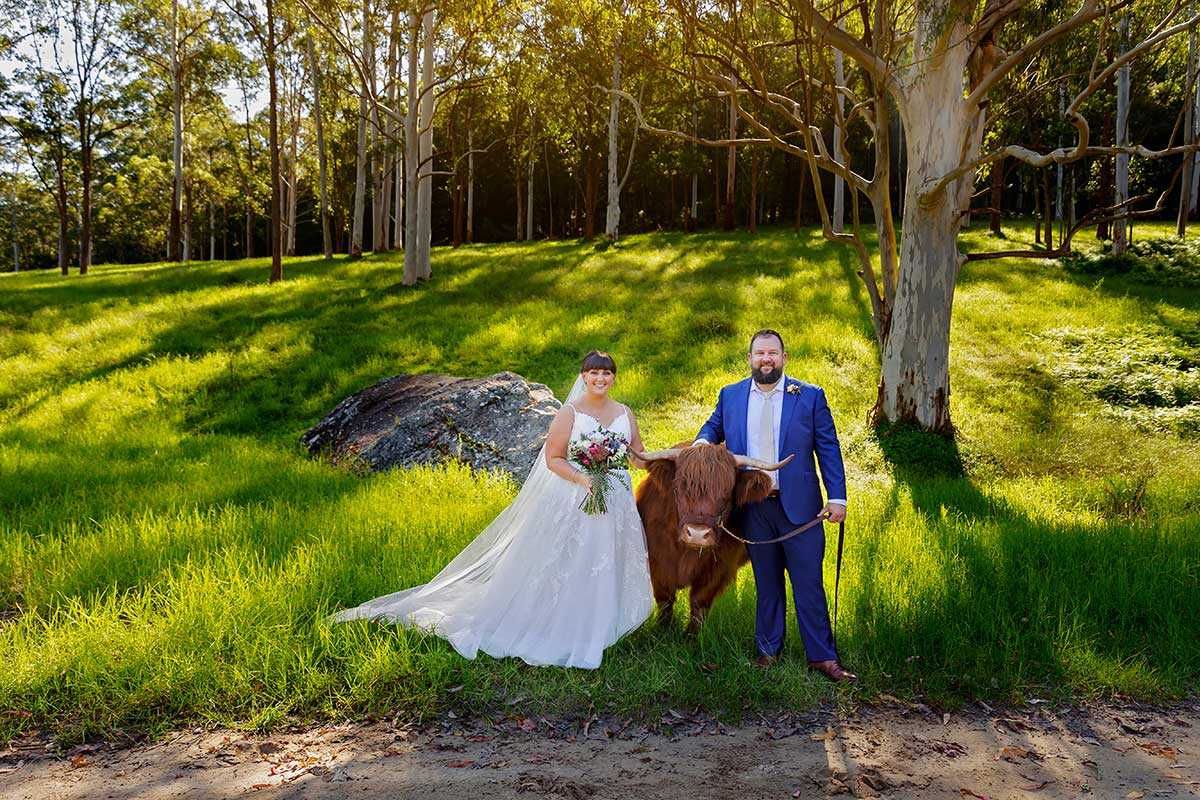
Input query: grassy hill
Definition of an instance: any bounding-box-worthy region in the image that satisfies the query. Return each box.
[1,223,1198,744]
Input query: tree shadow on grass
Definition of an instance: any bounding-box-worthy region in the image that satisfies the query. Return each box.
[849,427,1199,704]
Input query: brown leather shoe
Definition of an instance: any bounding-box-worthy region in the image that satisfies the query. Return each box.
[808,659,859,682]
[754,654,779,669]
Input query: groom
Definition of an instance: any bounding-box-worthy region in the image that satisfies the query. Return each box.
[695,329,857,682]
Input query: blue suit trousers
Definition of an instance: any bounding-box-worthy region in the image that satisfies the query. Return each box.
[740,496,837,662]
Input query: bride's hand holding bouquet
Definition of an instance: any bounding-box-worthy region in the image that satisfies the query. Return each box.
[569,428,632,515]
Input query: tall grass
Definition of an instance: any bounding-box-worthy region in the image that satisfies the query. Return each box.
[1,223,1198,744]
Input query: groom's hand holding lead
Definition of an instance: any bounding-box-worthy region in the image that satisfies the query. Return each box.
[821,502,846,524]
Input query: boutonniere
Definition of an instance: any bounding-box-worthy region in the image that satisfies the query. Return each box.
[786,384,801,395]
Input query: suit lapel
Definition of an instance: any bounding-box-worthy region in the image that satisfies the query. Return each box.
[732,378,752,455]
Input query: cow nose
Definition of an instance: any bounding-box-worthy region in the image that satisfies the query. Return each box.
[683,524,714,546]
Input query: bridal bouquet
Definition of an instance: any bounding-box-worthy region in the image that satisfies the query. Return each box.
[569,428,632,515]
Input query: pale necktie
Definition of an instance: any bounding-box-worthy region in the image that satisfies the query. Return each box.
[757,389,776,462]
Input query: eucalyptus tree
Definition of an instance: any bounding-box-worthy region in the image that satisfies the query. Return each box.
[221,0,294,281]
[30,0,130,274]
[3,65,74,273]
[626,0,1200,432]
[530,0,653,240]
[121,0,233,261]
[302,0,504,282]
[305,29,333,257]
[216,47,267,258]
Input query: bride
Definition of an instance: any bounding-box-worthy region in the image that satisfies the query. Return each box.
[327,351,654,669]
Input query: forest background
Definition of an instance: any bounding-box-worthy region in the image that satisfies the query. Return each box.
[1,0,1200,745]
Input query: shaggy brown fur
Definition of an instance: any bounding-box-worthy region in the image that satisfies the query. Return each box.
[635,442,774,633]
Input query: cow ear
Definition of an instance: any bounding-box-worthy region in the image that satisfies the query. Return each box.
[647,459,677,483]
[734,469,773,507]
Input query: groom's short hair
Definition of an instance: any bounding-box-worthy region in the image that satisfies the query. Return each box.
[749,329,785,353]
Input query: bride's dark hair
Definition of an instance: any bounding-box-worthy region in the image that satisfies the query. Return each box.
[580,350,617,374]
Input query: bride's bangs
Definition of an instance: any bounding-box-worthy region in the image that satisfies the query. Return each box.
[580,351,618,374]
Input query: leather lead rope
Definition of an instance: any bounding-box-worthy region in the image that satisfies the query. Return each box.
[717,515,846,641]
[833,520,844,642]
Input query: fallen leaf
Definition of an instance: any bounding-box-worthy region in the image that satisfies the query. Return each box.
[1138,742,1179,760]
[1,710,31,717]
[249,783,274,791]
[467,735,492,743]
[995,746,1035,763]
[960,790,992,800]
[448,685,465,693]
[1021,781,1055,791]
[446,760,475,768]
[518,719,538,732]
[1125,792,1145,799]
[69,756,93,768]
[701,662,719,671]
[942,713,951,726]
[811,730,837,741]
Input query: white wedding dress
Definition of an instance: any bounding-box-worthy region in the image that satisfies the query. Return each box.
[328,387,654,670]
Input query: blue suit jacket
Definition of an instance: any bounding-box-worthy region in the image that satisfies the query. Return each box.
[697,377,846,525]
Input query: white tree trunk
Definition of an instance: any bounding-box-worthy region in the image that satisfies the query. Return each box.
[1055,85,1065,224]
[526,127,535,240]
[1180,11,1196,235]
[415,3,435,279]
[350,0,369,259]
[831,9,845,235]
[1192,64,1200,213]
[1114,17,1131,253]
[724,72,736,230]
[394,148,403,249]
[367,9,384,253]
[183,187,191,261]
[690,73,698,227]
[604,33,623,241]
[1191,49,1200,214]
[307,33,333,259]
[286,113,298,256]
[467,123,474,244]
[544,139,553,237]
[877,14,985,432]
[402,9,420,284]
[171,0,183,263]
[11,187,19,272]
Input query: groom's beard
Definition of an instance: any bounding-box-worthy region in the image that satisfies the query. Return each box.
[752,365,782,385]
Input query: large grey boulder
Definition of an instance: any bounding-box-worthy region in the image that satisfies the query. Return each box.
[301,371,562,483]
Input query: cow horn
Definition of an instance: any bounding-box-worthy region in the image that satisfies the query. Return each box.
[630,448,682,462]
[732,453,795,471]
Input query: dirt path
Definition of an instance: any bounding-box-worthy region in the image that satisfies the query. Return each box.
[2,701,1197,799]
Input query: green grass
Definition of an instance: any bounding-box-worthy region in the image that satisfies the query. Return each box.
[1,222,1198,744]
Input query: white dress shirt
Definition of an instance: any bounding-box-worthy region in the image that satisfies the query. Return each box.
[697,374,845,505]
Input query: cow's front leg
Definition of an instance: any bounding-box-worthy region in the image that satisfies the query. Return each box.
[685,557,740,636]
[653,579,677,627]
